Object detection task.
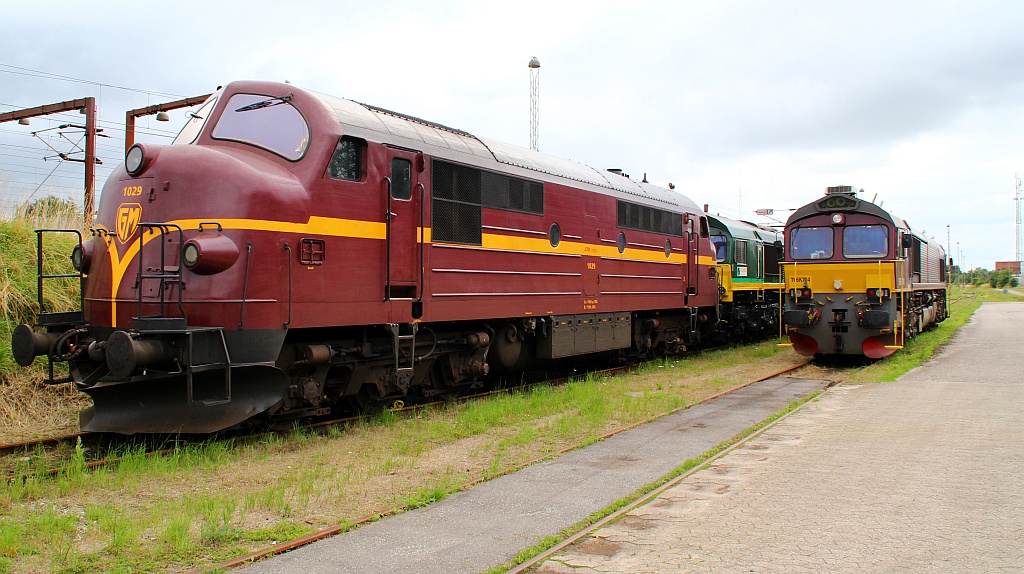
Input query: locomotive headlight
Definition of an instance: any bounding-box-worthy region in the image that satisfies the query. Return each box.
[125,143,152,176]
[831,213,845,224]
[866,287,890,302]
[181,235,239,275]
[70,238,95,272]
[182,243,201,268]
[71,245,85,270]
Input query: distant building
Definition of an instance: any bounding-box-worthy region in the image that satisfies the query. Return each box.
[995,261,1022,274]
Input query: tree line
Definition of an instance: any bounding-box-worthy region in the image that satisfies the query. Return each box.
[950,266,1020,289]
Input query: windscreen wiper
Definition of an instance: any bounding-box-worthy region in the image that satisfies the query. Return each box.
[234,94,292,112]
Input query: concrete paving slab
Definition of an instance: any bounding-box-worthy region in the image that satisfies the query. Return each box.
[539,302,1024,573]
[238,375,828,573]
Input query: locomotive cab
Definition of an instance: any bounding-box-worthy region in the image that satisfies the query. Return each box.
[12,85,325,432]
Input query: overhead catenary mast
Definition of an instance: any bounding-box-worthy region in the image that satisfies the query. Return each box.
[529,57,540,151]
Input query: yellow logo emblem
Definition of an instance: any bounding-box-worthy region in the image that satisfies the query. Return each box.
[116,203,142,244]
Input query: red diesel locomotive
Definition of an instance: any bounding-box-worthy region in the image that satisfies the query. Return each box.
[13,80,721,433]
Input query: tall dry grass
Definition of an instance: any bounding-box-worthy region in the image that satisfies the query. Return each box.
[1,195,91,442]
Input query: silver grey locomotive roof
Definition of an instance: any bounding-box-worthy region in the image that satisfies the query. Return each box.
[310,90,698,212]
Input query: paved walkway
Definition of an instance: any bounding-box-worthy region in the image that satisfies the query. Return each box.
[238,376,828,573]
[538,302,1024,573]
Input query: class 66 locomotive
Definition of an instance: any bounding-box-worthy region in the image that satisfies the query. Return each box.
[707,215,784,343]
[11,80,733,434]
[780,185,950,358]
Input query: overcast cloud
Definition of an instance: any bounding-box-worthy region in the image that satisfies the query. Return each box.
[2,0,1022,268]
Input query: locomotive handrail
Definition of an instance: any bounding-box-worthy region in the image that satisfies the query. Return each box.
[33,228,85,315]
[238,241,252,329]
[283,242,292,328]
[417,181,425,303]
[197,222,223,233]
[898,259,905,348]
[384,176,393,301]
[135,222,185,323]
[32,228,85,386]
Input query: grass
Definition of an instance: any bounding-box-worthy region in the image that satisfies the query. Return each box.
[1,208,90,443]
[848,284,1024,383]
[0,342,807,573]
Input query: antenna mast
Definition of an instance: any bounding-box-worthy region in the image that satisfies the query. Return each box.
[528,57,540,151]
[1016,174,1022,268]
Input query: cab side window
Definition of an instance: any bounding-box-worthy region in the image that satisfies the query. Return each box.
[328,136,365,181]
[735,240,748,265]
[391,158,412,200]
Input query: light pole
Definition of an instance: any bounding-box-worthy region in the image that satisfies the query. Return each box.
[528,57,540,151]
[957,241,961,286]
[946,224,951,288]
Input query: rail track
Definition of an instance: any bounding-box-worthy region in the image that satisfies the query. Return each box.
[1,337,739,470]
[0,432,85,457]
[200,359,814,573]
[950,289,978,307]
[2,354,814,573]
[507,362,820,574]
[2,364,634,480]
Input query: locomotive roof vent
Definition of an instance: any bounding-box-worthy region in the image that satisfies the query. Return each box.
[826,185,860,197]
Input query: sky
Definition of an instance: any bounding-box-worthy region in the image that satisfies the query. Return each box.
[1,0,1023,270]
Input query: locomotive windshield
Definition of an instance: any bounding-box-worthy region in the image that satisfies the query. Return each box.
[210,93,310,161]
[710,236,727,262]
[789,227,833,260]
[843,225,888,258]
[172,96,219,145]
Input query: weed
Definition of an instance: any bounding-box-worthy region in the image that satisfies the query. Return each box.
[1,214,88,442]
[160,515,194,555]
[239,521,315,544]
[405,478,460,509]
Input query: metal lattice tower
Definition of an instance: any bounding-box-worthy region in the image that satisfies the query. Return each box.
[529,57,540,150]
